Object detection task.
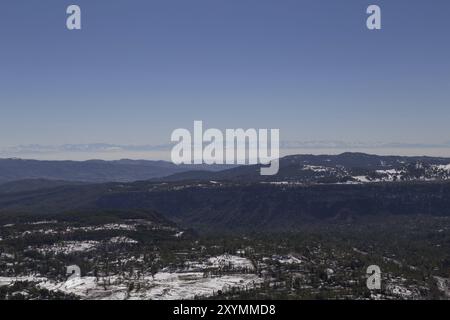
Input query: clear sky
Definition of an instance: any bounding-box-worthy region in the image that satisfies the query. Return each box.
[1,0,449,159]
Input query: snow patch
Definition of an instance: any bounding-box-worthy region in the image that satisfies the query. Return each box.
[31,241,99,255]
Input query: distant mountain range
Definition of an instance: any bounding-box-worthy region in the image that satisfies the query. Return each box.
[160,152,450,184]
[2,153,450,186]
[0,158,233,184]
[1,153,450,232]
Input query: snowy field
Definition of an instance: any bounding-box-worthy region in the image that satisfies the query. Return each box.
[0,272,262,300]
[0,254,263,300]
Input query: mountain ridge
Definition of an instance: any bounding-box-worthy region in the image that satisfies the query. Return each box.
[1,152,450,232]
[0,158,233,184]
[157,152,450,183]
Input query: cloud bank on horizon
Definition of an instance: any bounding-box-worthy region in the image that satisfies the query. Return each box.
[3,141,450,161]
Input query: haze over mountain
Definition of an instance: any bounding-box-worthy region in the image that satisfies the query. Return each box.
[0,158,232,184]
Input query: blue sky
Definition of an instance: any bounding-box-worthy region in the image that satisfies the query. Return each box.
[0,0,449,159]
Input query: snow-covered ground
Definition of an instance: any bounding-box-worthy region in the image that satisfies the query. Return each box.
[352,176,370,183]
[434,276,450,298]
[375,169,404,181]
[64,223,138,233]
[29,237,139,254]
[433,164,450,172]
[302,165,332,173]
[275,255,302,265]
[38,276,128,300]
[186,254,255,271]
[0,276,47,287]
[0,254,262,300]
[6,223,142,240]
[30,241,99,255]
[99,223,137,231]
[352,169,405,183]
[0,253,14,259]
[130,272,261,300]
[386,284,413,298]
[35,272,262,300]
[109,236,138,244]
[28,220,58,225]
[207,254,255,270]
[263,255,302,265]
